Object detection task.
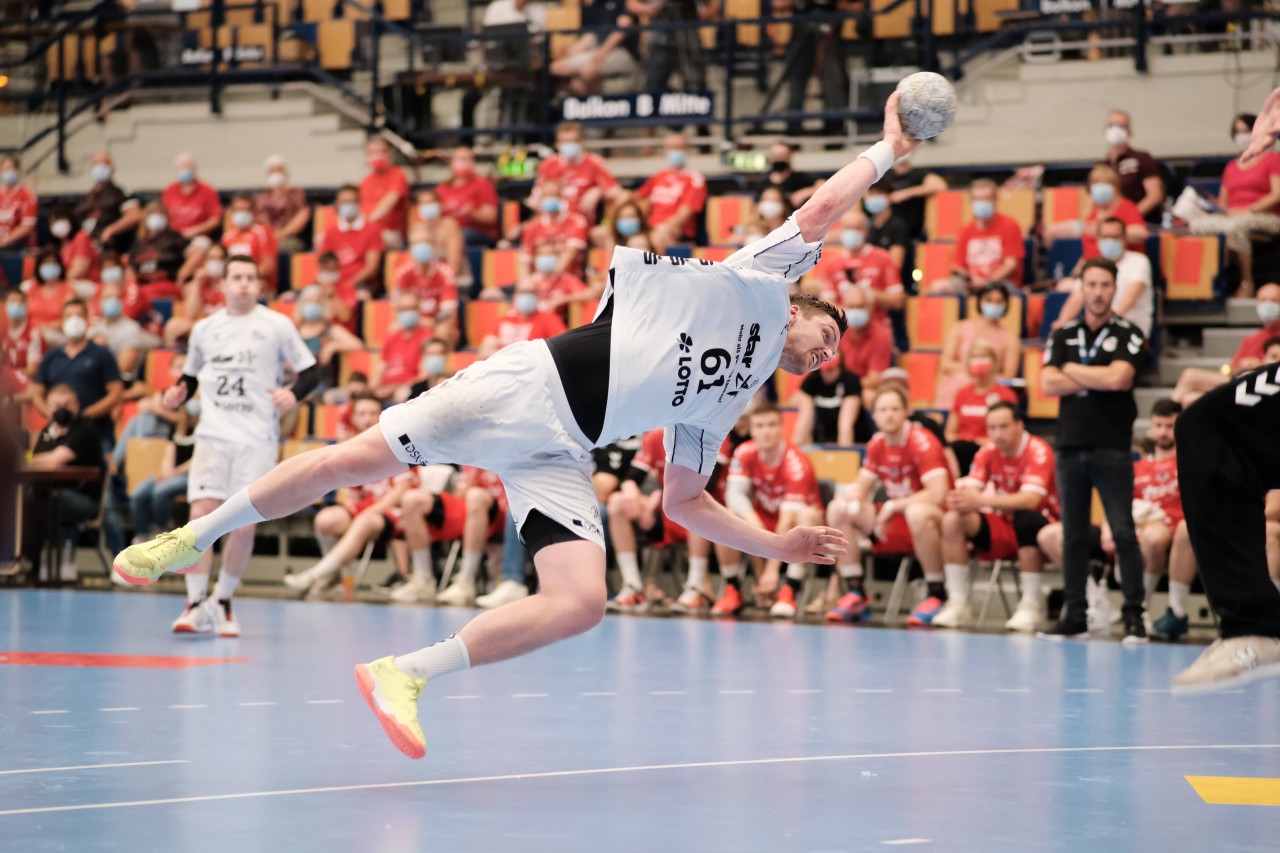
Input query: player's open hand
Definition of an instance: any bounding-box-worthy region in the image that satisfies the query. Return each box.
[776,525,848,566]
[883,92,920,162]
[1242,87,1280,165]
[270,387,297,411]
[161,383,188,411]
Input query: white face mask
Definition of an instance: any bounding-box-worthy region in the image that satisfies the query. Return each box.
[1104,125,1130,147]
[62,314,87,340]
[267,171,286,189]
[206,259,225,278]
[231,210,254,230]
[1236,131,1254,153]
[758,200,783,221]
[146,213,168,233]
[50,220,71,239]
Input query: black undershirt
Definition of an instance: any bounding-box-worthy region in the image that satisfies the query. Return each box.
[545,293,613,445]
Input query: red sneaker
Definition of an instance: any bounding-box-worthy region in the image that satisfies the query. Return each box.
[825,591,873,623]
[711,584,744,618]
[770,585,798,619]
[906,595,945,626]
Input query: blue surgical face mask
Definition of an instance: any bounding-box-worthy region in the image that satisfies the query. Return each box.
[39,263,62,282]
[1259,301,1280,325]
[515,293,538,315]
[666,149,687,169]
[410,242,434,264]
[535,254,557,275]
[847,308,870,329]
[617,217,641,237]
[1098,238,1125,261]
[418,202,441,221]
[424,354,447,376]
[178,168,195,184]
[231,210,254,230]
[559,141,582,162]
[840,229,864,250]
[980,302,1006,321]
[90,163,112,183]
[101,266,123,285]
[863,195,889,215]
[972,200,995,221]
[1,169,17,187]
[300,302,325,322]
[1090,183,1115,206]
[6,302,26,322]
[146,213,168,233]
[397,310,420,329]
[102,297,123,319]
[339,202,360,222]
[540,197,561,215]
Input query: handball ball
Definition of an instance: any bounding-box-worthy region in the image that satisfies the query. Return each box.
[895,72,957,140]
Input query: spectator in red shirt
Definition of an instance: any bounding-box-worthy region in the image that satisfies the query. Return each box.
[635,133,707,245]
[293,284,362,393]
[23,247,76,336]
[2,288,45,400]
[0,154,38,251]
[532,122,625,222]
[164,244,228,347]
[360,137,411,249]
[374,291,433,402]
[255,155,311,251]
[1173,281,1280,406]
[310,252,355,329]
[519,180,590,281]
[317,184,384,306]
[161,153,222,241]
[412,187,466,287]
[478,279,567,358]
[1047,164,1148,287]
[944,341,1019,474]
[45,208,100,289]
[526,239,593,322]
[98,253,151,324]
[817,209,904,325]
[437,147,499,246]
[934,179,1025,293]
[394,223,460,348]
[590,199,662,276]
[221,194,279,288]
[836,288,893,406]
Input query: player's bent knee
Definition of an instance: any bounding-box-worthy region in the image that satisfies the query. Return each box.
[904,502,941,527]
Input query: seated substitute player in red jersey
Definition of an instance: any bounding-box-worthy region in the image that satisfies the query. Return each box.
[940,401,1059,632]
[399,466,508,607]
[826,387,952,625]
[724,403,825,620]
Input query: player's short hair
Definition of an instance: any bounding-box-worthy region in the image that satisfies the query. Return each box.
[350,392,382,410]
[868,177,895,194]
[1150,398,1182,418]
[790,293,848,339]
[1234,112,1257,134]
[232,192,254,207]
[986,400,1020,421]
[348,371,369,384]
[318,251,340,266]
[336,183,359,197]
[225,254,258,274]
[1100,216,1127,231]
[751,401,782,419]
[970,177,997,194]
[1080,257,1118,282]
[424,337,447,350]
[62,297,87,315]
[5,287,25,302]
[873,386,909,408]
[556,122,583,139]
[1263,336,1280,352]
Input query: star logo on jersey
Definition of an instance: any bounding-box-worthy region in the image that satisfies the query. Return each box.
[677,333,693,353]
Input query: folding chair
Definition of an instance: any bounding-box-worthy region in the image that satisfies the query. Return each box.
[976,558,1019,626]
[882,554,917,624]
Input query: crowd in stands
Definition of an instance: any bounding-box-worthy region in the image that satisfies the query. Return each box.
[4,104,1280,639]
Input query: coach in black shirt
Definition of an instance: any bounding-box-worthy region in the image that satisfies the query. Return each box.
[794,359,862,446]
[1040,257,1148,641]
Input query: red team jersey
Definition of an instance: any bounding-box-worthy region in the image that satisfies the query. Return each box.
[348,468,418,533]
[360,167,411,238]
[380,326,432,386]
[222,223,279,288]
[536,153,619,218]
[961,433,1059,520]
[393,260,459,321]
[0,184,37,249]
[863,423,951,500]
[1133,454,1183,526]
[318,218,385,305]
[951,383,1019,443]
[816,245,903,326]
[635,169,707,239]
[494,308,567,349]
[437,176,499,240]
[955,214,1025,284]
[729,440,822,530]
[520,212,590,277]
[1,321,44,387]
[161,181,222,235]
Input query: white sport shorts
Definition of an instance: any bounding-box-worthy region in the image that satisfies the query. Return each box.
[187,435,280,503]
[378,339,605,549]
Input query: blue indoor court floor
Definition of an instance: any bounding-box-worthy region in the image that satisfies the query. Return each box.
[2,588,1278,853]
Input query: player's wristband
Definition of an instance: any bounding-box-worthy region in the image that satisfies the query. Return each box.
[174,374,198,399]
[857,141,896,183]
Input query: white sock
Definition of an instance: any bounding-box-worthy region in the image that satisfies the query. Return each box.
[185,572,208,604]
[214,572,240,601]
[317,533,339,554]
[686,556,709,590]
[838,562,863,580]
[943,563,970,601]
[785,562,808,581]
[394,633,471,682]
[190,490,266,551]
[924,571,945,585]
[457,551,482,583]
[411,548,433,581]
[720,555,741,579]
[1020,571,1043,606]
[1169,581,1191,618]
[301,549,348,584]
[1143,572,1160,609]
[617,551,643,591]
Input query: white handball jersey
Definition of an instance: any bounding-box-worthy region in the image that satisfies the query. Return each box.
[185,304,317,443]
[595,217,823,475]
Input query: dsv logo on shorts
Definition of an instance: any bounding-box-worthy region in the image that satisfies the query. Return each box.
[398,433,426,466]
[672,333,694,406]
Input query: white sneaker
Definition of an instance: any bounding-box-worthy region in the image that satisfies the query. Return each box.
[1171,186,1208,222]
[172,598,216,635]
[1172,636,1280,694]
[1005,600,1046,633]
[769,596,798,619]
[931,598,974,629]
[476,579,529,609]
[436,577,477,607]
[282,571,313,596]
[212,599,240,638]
[390,574,437,605]
[668,587,712,615]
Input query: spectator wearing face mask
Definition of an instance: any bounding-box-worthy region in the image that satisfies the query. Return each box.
[165,245,228,347]
[519,179,590,281]
[863,179,911,274]
[634,134,707,246]
[0,154,37,251]
[935,281,1021,410]
[816,208,903,327]
[394,224,460,349]
[1103,109,1165,225]
[88,280,158,387]
[945,340,1019,475]
[526,239,590,322]
[218,194,279,290]
[411,187,467,286]
[317,184,385,307]
[748,187,790,244]
[836,288,893,408]
[437,147,499,247]
[74,152,141,253]
[254,155,311,251]
[592,200,661,268]
[45,208,101,288]
[1172,282,1280,407]
[935,179,1025,294]
[294,284,363,388]
[753,142,815,210]
[22,248,76,335]
[478,279,567,358]
[98,253,151,324]
[308,252,355,328]
[31,299,124,448]
[408,337,453,398]
[1052,216,1153,338]
[2,289,45,401]
[374,291,434,402]
[161,152,222,241]
[132,201,190,300]
[1047,165,1148,267]
[360,137,411,249]
[533,122,625,222]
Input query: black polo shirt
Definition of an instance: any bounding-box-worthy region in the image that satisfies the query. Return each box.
[36,342,122,438]
[32,417,105,500]
[800,368,862,444]
[1044,316,1146,451]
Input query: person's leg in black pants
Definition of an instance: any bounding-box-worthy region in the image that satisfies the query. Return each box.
[1056,449,1094,624]
[1091,447,1146,619]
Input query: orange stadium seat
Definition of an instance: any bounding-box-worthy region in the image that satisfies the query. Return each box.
[1023,348,1059,419]
[481,249,520,289]
[340,350,382,386]
[781,407,799,440]
[694,246,734,263]
[568,299,600,328]
[500,200,523,235]
[24,404,47,447]
[705,196,753,246]
[1160,233,1221,301]
[383,251,407,291]
[998,187,1036,236]
[901,351,941,410]
[588,246,610,276]
[1024,293,1045,341]
[466,299,507,344]
[312,206,336,245]
[311,404,345,440]
[775,368,805,403]
[806,446,862,481]
[317,19,355,70]
[22,254,35,281]
[1041,186,1087,230]
[362,299,395,348]
[449,351,478,373]
[291,252,319,290]
[924,190,970,241]
[905,293,962,350]
[145,349,178,392]
[114,401,139,440]
[270,299,296,320]
[915,241,955,287]
[124,437,168,494]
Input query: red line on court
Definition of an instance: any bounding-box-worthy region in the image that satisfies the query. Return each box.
[0,652,250,669]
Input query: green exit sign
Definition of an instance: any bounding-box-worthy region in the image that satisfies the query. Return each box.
[497,150,537,179]
[727,151,768,172]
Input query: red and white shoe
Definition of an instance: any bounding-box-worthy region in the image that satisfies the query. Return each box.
[711,584,744,618]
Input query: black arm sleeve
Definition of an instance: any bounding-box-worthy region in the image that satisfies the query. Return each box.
[174,374,198,398]
[289,364,325,401]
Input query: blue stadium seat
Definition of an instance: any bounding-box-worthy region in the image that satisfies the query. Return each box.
[1044,238,1082,281]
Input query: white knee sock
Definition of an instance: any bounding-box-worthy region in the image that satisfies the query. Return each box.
[394,634,471,682]
[719,555,742,579]
[616,551,643,591]
[317,533,339,554]
[190,489,266,551]
[839,562,863,580]
[411,548,433,581]
[943,563,970,600]
[456,551,482,583]
[185,572,208,604]
[297,550,347,585]
[785,562,809,581]
[214,572,240,601]
[1169,581,1191,618]
[1143,572,1159,609]
[1020,571,1043,606]
[686,556,709,591]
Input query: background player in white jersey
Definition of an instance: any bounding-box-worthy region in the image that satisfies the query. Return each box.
[116,94,918,759]
[145,255,320,636]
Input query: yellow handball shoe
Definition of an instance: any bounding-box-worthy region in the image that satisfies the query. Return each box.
[355,656,427,760]
[113,526,204,586]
